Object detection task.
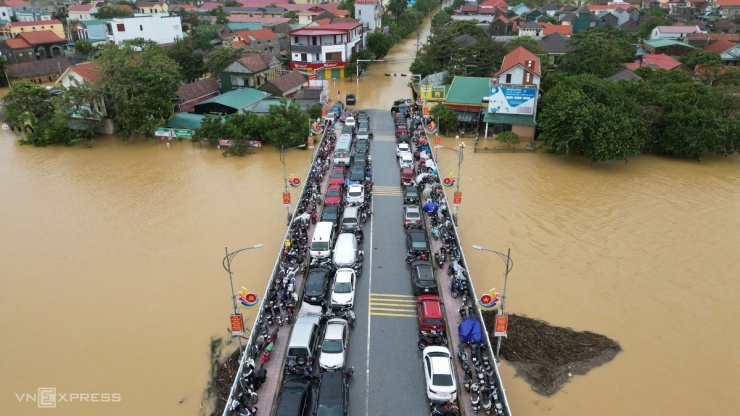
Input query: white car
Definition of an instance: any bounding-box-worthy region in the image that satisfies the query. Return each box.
[319,318,349,370]
[398,152,414,169]
[346,184,365,206]
[330,268,356,309]
[344,116,356,128]
[397,142,410,157]
[422,346,457,404]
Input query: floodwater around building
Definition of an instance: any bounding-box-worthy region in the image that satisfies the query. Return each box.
[1,11,739,416]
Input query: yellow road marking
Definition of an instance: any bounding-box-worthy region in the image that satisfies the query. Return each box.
[369,312,417,317]
[370,293,415,298]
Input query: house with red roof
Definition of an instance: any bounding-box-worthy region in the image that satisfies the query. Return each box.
[5,56,71,86]
[175,77,221,113]
[625,54,689,71]
[219,52,281,92]
[716,0,740,18]
[258,70,308,97]
[68,4,99,21]
[494,46,542,88]
[542,23,572,37]
[2,19,65,39]
[56,62,108,117]
[289,21,363,78]
[703,39,740,64]
[232,28,280,57]
[0,29,66,63]
[650,25,703,40]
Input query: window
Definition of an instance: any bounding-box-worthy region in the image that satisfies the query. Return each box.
[505,73,511,83]
[525,72,531,83]
[294,36,298,43]
[117,23,125,32]
[300,53,307,61]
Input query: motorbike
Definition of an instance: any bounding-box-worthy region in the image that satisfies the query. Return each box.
[430,400,460,416]
[229,396,258,416]
[451,277,463,298]
[333,309,356,328]
[418,329,447,350]
[431,224,440,240]
[435,248,446,268]
[481,385,492,415]
[471,382,481,413]
[237,377,258,405]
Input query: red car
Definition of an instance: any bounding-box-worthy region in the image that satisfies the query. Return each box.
[417,295,446,332]
[339,111,352,122]
[400,168,414,186]
[324,184,344,205]
[329,167,346,186]
[395,124,409,137]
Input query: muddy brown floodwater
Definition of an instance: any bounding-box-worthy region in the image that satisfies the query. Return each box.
[1,10,739,416]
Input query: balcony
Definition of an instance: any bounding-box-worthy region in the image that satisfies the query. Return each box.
[291,44,322,54]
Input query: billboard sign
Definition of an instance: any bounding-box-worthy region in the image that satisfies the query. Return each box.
[487,86,537,115]
[154,127,172,137]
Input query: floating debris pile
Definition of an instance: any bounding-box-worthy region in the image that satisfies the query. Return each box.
[482,313,621,396]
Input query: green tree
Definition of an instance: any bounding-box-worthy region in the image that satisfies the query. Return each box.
[538,75,649,162]
[192,23,221,51]
[56,78,106,140]
[166,39,205,82]
[637,14,670,40]
[285,10,299,20]
[95,39,181,138]
[559,28,635,78]
[387,0,408,22]
[193,114,225,146]
[204,6,229,25]
[206,45,245,75]
[431,10,452,29]
[429,103,459,134]
[346,49,374,80]
[680,49,723,71]
[75,39,94,55]
[308,103,323,121]
[178,10,201,29]
[94,5,134,19]
[0,58,7,87]
[366,32,394,59]
[495,131,520,148]
[262,98,310,148]
[3,81,53,131]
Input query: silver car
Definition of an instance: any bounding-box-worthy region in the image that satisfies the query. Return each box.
[403,205,422,228]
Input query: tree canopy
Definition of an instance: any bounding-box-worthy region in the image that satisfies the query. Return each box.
[558,27,635,78]
[206,45,245,75]
[166,39,206,82]
[94,5,134,19]
[429,103,459,134]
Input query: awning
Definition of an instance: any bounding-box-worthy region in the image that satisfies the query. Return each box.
[482,113,537,126]
[455,110,481,123]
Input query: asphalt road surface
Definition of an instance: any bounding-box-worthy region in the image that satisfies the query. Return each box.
[346,109,429,415]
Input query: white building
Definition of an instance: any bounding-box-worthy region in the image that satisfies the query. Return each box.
[0,2,14,20]
[650,25,703,40]
[68,4,99,21]
[354,0,381,33]
[289,21,363,78]
[105,14,182,45]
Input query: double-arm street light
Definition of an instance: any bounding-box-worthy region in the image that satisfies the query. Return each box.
[281,143,307,222]
[222,244,263,355]
[434,142,466,224]
[356,58,385,96]
[471,244,513,362]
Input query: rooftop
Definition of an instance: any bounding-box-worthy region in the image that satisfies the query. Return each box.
[643,39,695,49]
[167,113,206,130]
[608,68,642,81]
[176,77,220,102]
[654,25,702,33]
[625,54,685,71]
[543,23,572,36]
[7,19,62,27]
[68,62,102,83]
[198,88,270,110]
[445,76,491,105]
[259,71,307,93]
[6,57,71,78]
[495,46,541,78]
[703,39,738,53]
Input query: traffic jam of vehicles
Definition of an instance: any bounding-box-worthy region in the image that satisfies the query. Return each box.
[224,99,508,416]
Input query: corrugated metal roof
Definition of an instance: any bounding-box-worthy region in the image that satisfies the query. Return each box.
[227,22,263,31]
[643,39,694,49]
[167,113,206,129]
[445,76,492,105]
[198,88,270,110]
[251,98,288,113]
[482,113,536,125]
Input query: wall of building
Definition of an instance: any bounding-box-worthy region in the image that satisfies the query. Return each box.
[108,15,181,44]
[511,124,535,141]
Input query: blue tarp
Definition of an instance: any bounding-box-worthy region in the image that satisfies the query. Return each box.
[458,318,483,344]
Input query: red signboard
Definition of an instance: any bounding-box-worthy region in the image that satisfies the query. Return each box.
[307,136,314,149]
[494,314,509,337]
[434,136,441,147]
[453,191,462,206]
[283,192,291,207]
[290,61,348,70]
[423,107,429,116]
[321,108,327,117]
[230,314,244,336]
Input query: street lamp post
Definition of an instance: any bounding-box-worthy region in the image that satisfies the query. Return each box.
[280,143,307,223]
[471,245,513,362]
[356,58,385,97]
[434,142,466,224]
[222,244,263,356]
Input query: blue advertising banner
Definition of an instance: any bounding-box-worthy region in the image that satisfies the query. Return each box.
[487,86,537,115]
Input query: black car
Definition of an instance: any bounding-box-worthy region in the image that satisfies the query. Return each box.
[315,371,349,416]
[351,154,368,167]
[275,378,312,416]
[354,139,369,155]
[410,260,438,295]
[406,229,430,256]
[349,165,365,182]
[345,93,356,105]
[403,186,419,205]
[321,205,342,232]
[394,113,407,126]
[397,133,410,144]
[341,125,354,136]
[304,266,333,305]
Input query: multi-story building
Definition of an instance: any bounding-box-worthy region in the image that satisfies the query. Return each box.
[354,0,381,33]
[135,1,167,14]
[1,18,65,38]
[289,21,363,79]
[105,14,182,45]
[231,27,280,57]
[68,3,98,21]
[67,19,111,43]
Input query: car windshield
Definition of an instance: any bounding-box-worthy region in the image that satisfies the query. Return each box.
[425,318,445,326]
[316,404,342,416]
[322,212,337,221]
[432,373,453,386]
[348,190,362,197]
[343,217,357,224]
[334,282,352,293]
[406,189,418,196]
[327,190,340,197]
[406,211,420,219]
[352,168,364,175]
[331,171,343,178]
[312,241,330,251]
[322,338,343,353]
[411,240,428,249]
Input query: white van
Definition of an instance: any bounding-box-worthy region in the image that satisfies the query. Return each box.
[333,233,358,268]
[310,222,335,259]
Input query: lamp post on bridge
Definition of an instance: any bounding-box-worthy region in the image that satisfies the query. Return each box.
[434,142,465,224]
[471,245,513,362]
[281,143,307,224]
[222,244,263,357]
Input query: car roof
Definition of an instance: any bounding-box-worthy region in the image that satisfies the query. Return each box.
[328,184,341,190]
[324,204,339,212]
[404,204,420,211]
[401,168,414,174]
[404,186,418,192]
[407,229,426,238]
[344,206,359,215]
[317,371,344,404]
[325,319,346,337]
[335,268,354,281]
[276,378,311,414]
[348,184,363,191]
[419,295,443,316]
[426,349,453,374]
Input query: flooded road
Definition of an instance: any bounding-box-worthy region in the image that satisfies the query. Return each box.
[1,9,739,416]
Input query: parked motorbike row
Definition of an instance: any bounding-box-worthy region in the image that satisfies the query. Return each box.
[227,121,340,416]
